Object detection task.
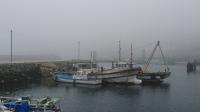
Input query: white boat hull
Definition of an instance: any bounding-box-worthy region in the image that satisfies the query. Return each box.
[55,77,102,85]
[102,74,142,84]
[90,68,142,84]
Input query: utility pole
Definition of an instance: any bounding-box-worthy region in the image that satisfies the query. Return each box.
[11,30,13,67]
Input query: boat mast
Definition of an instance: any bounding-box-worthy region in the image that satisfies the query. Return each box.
[90,51,94,70]
[77,41,80,61]
[118,40,121,62]
[130,44,133,68]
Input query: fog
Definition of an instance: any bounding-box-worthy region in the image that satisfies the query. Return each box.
[0,0,200,60]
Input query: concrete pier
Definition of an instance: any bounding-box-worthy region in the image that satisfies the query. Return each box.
[0,61,76,90]
[0,63,41,90]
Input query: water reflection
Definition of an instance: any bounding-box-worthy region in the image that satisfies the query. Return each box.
[142,82,170,89]
[57,82,171,98]
[55,83,170,112]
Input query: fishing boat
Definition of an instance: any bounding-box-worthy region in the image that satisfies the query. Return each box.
[53,71,102,85]
[78,43,142,84]
[137,41,171,83]
[53,51,102,85]
[137,72,170,82]
[0,96,61,112]
[88,62,142,84]
[28,96,61,112]
[97,43,141,84]
[70,60,142,85]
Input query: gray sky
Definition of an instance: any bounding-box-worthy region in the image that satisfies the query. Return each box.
[0,0,200,60]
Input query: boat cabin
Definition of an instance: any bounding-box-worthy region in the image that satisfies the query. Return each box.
[74,63,97,69]
[114,61,133,68]
[73,63,98,74]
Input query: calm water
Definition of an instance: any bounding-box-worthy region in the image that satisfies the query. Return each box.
[1,65,200,112]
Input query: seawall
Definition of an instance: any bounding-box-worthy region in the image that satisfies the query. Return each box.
[0,61,76,90]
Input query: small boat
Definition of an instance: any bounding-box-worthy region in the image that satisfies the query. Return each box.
[0,96,61,112]
[29,96,61,112]
[53,71,102,85]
